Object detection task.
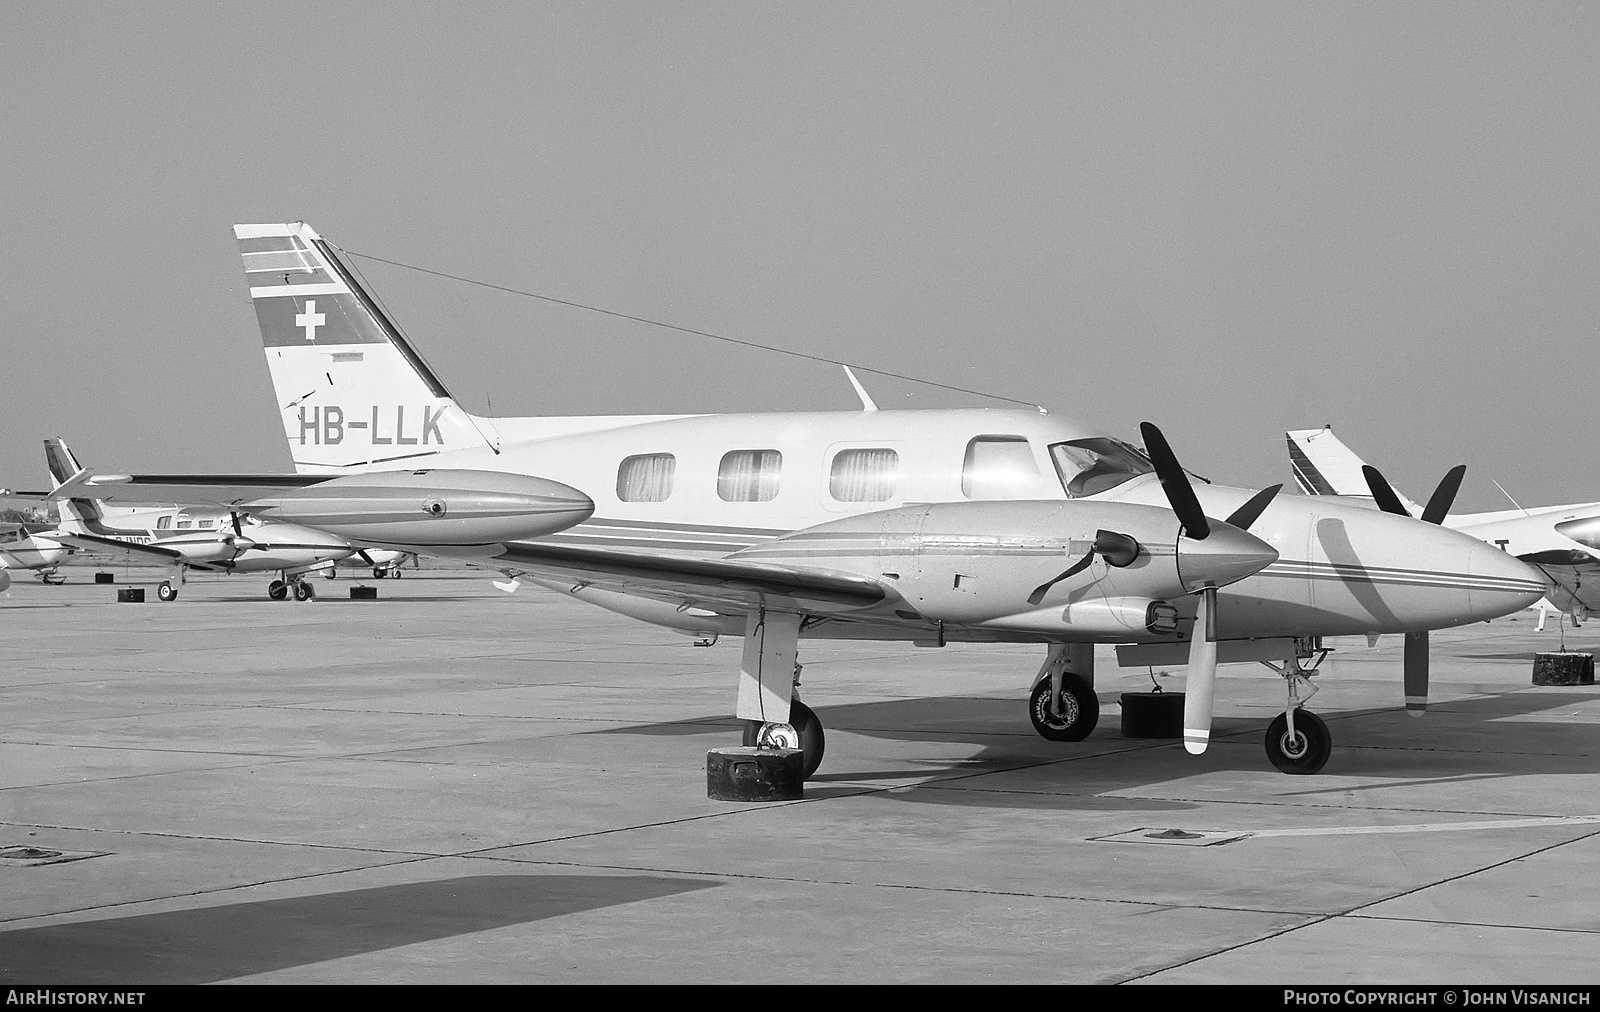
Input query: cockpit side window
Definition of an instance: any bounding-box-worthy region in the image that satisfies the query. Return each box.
[1050,438,1155,498]
[156,515,172,530]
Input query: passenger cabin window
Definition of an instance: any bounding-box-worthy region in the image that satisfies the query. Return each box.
[962,436,1049,499]
[177,519,193,529]
[156,516,172,530]
[616,453,676,503]
[199,519,215,529]
[718,450,782,503]
[830,448,900,502]
[1050,437,1155,498]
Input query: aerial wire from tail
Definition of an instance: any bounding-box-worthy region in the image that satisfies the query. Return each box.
[337,248,504,454]
[328,243,1045,411]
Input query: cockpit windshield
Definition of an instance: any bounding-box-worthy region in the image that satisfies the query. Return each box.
[1049,437,1155,498]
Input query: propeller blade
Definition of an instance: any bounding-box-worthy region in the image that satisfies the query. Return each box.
[1026,552,1095,606]
[1182,586,1219,754]
[1420,465,1466,526]
[1403,631,1429,717]
[231,511,244,537]
[1224,484,1283,531]
[1139,422,1210,540]
[1362,465,1411,517]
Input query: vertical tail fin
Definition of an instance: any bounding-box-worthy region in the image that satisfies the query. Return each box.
[235,223,492,473]
[1286,426,1424,515]
[43,438,100,528]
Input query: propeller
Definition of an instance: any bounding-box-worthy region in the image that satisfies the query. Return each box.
[1139,423,1283,756]
[220,510,258,555]
[1361,463,1466,717]
[1026,529,1140,606]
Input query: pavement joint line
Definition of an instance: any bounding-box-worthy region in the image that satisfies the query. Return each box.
[1117,823,1600,983]
[0,820,454,858]
[1344,912,1600,936]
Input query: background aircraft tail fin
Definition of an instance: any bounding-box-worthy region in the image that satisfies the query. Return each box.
[44,438,82,489]
[44,439,101,529]
[1286,427,1424,514]
[235,222,491,473]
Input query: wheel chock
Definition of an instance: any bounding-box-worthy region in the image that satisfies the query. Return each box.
[1119,691,1184,738]
[116,588,145,603]
[706,747,804,801]
[350,586,379,600]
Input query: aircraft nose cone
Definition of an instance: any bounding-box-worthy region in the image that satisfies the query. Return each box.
[1466,539,1548,620]
[1177,522,1280,592]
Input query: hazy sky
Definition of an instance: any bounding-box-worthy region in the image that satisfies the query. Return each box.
[3,2,1596,510]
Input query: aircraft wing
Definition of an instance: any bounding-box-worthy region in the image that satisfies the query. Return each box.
[43,530,187,563]
[46,472,327,507]
[492,542,888,614]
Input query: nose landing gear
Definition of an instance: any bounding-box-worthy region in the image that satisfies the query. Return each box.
[1262,643,1332,774]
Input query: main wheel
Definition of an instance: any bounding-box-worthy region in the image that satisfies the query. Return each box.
[1028,673,1100,742]
[294,582,315,602]
[742,699,826,780]
[1265,710,1332,774]
[373,568,387,579]
[157,581,178,602]
[267,580,288,601]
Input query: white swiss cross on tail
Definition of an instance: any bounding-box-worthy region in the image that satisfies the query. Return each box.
[296,300,326,342]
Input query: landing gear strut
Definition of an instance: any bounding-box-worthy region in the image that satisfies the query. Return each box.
[736,609,826,780]
[1261,641,1332,774]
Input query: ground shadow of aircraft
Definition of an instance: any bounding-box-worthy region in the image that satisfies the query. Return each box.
[598,685,1600,811]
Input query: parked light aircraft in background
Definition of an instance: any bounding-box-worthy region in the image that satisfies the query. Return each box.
[38,438,596,602]
[51,222,1547,777]
[40,438,359,601]
[1288,427,1600,631]
[0,523,69,590]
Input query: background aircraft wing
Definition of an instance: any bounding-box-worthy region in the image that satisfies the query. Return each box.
[492,542,888,614]
[46,472,328,507]
[45,530,186,563]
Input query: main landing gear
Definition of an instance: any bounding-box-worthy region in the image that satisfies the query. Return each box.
[267,577,316,602]
[1027,643,1100,742]
[157,566,186,603]
[737,610,826,781]
[1261,645,1332,774]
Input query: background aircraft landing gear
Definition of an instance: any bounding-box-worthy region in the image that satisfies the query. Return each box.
[743,699,825,780]
[1265,710,1331,774]
[157,581,178,602]
[294,580,315,602]
[372,567,387,579]
[1028,674,1099,742]
[267,580,288,601]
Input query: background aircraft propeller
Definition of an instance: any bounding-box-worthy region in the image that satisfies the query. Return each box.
[1361,463,1467,717]
[1140,423,1283,755]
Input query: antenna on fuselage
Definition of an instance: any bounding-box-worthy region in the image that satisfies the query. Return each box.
[842,365,878,413]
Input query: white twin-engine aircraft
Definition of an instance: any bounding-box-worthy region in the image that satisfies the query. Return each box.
[72,222,1547,777]
[1288,426,1600,632]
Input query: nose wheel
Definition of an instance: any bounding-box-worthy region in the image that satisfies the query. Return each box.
[1027,673,1099,742]
[1265,710,1331,774]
